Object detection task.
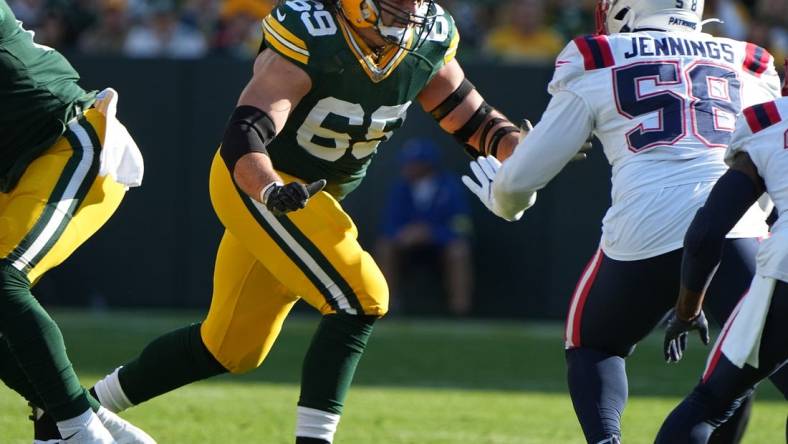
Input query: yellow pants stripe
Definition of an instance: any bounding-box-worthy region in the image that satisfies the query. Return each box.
[236,186,362,314]
[6,118,100,273]
[0,109,125,285]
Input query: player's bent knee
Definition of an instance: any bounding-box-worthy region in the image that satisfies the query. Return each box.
[205,344,259,375]
[685,383,746,426]
[349,270,389,317]
[0,263,29,287]
[571,340,635,359]
[0,264,34,315]
[199,324,265,375]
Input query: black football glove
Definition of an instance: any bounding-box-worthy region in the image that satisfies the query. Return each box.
[263,179,326,215]
[519,118,593,161]
[663,309,710,363]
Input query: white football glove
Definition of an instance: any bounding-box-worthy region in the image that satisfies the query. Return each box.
[461,155,524,222]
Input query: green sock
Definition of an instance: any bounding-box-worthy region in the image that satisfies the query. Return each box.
[114,323,227,405]
[298,313,376,415]
[0,265,89,421]
[0,336,45,407]
[1,339,99,412]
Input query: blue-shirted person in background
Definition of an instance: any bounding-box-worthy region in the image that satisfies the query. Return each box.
[376,138,474,316]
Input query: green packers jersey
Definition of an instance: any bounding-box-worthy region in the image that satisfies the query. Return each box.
[262,0,459,200]
[0,0,96,192]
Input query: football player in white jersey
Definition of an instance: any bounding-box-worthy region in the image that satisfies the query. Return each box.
[656,90,788,442]
[461,1,785,442]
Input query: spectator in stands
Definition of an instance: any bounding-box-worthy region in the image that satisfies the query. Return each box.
[704,0,750,40]
[441,0,487,56]
[211,0,270,58]
[484,0,565,63]
[123,0,206,59]
[749,0,787,64]
[79,0,130,55]
[181,0,221,32]
[552,0,595,41]
[28,0,96,49]
[9,0,44,27]
[375,139,474,316]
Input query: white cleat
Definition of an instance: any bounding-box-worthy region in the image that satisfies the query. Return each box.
[96,407,156,444]
[60,411,115,444]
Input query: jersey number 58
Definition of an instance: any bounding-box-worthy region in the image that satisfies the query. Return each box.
[613,61,741,152]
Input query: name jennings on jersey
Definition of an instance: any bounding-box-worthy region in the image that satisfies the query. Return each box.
[623,35,735,62]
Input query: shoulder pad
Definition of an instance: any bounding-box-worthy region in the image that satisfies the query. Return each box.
[262,2,333,67]
[548,39,591,94]
[573,35,615,71]
[725,100,785,164]
[743,100,783,133]
[420,3,459,65]
[725,112,755,165]
[742,43,773,77]
[440,7,460,65]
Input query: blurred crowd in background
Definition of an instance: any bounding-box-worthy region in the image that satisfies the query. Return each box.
[9,0,788,64]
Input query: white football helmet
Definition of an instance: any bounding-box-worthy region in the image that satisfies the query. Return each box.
[595,0,705,34]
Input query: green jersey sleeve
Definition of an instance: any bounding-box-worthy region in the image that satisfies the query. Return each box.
[0,0,21,42]
[414,3,460,81]
[261,1,339,78]
[432,4,459,66]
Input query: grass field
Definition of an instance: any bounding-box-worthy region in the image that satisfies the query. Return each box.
[0,310,783,443]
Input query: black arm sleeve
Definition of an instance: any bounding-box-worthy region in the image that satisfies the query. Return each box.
[429,78,475,121]
[219,105,277,173]
[681,169,762,292]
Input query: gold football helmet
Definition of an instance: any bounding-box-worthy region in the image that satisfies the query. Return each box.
[336,0,436,49]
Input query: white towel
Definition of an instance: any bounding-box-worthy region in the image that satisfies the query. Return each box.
[720,274,775,369]
[93,88,144,188]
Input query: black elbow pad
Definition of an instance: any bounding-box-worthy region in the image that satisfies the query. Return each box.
[220,105,276,172]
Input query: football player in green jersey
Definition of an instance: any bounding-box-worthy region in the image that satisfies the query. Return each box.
[0,1,155,442]
[34,1,549,442]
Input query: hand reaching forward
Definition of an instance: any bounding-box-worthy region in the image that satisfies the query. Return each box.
[262,179,326,215]
[461,156,524,222]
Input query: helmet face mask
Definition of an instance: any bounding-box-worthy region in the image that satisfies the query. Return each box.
[595,0,634,35]
[782,59,787,96]
[594,0,611,35]
[338,0,437,51]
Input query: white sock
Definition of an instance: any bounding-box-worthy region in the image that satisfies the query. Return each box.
[56,409,94,439]
[93,367,134,413]
[295,406,340,442]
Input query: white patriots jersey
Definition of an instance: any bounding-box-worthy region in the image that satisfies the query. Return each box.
[550,31,781,260]
[727,97,788,282]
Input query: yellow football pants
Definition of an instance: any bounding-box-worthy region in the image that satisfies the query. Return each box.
[201,151,388,373]
[0,109,125,285]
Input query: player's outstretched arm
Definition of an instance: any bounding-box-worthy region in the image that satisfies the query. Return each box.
[664,153,765,362]
[487,90,593,221]
[220,49,324,214]
[417,59,520,160]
